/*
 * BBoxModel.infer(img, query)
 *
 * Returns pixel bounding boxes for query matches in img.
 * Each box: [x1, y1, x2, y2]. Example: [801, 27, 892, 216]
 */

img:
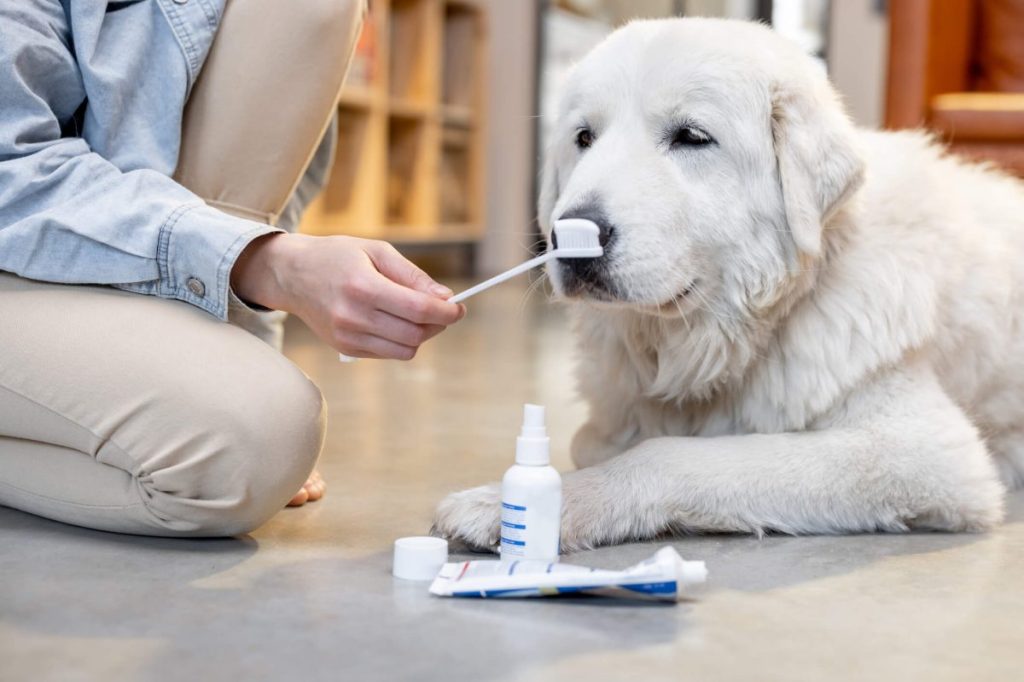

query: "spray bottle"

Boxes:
[500, 404, 562, 562]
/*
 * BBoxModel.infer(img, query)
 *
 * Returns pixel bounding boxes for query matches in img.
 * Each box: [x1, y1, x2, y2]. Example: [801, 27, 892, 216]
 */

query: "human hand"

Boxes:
[231, 233, 464, 359]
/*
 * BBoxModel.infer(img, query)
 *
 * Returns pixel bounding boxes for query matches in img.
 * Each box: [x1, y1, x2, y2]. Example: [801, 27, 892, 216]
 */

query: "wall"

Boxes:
[827, 0, 888, 128]
[476, 0, 540, 275]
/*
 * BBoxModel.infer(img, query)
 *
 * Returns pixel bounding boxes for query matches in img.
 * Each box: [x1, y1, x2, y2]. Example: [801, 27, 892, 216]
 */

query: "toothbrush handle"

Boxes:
[339, 253, 551, 362]
[448, 253, 552, 304]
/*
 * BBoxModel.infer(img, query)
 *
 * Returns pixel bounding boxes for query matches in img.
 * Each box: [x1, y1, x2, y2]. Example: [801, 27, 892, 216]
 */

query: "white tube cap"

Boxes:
[678, 559, 708, 586]
[655, 546, 708, 587]
[393, 536, 449, 581]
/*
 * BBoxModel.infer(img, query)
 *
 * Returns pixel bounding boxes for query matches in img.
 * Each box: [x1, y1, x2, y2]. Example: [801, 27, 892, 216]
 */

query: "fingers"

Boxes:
[372, 276, 465, 326]
[334, 304, 447, 350]
[329, 296, 455, 359]
[366, 242, 452, 298]
[419, 323, 447, 344]
[336, 330, 419, 361]
[365, 309, 445, 348]
[324, 241, 463, 358]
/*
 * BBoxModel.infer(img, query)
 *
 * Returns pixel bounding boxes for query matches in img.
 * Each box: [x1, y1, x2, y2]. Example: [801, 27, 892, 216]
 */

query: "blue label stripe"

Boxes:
[555, 585, 604, 594]
[451, 588, 539, 598]
[500, 537, 525, 546]
[501, 502, 526, 511]
[449, 586, 592, 598]
[621, 581, 678, 595]
[500, 521, 526, 529]
[448, 582, 679, 599]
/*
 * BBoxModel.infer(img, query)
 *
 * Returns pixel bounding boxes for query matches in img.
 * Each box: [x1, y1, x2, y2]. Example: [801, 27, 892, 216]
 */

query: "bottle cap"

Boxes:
[393, 536, 449, 581]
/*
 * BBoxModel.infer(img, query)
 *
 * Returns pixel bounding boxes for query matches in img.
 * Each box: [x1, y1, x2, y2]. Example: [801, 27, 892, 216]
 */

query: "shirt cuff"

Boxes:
[155, 202, 282, 320]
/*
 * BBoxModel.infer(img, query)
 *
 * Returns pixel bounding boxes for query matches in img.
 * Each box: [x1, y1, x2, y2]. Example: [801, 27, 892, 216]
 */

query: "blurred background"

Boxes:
[299, 0, 1024, 277]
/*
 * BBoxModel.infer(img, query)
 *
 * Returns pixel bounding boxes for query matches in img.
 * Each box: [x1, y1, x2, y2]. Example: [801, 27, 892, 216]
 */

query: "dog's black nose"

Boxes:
[550, 206, 616, 250]
[551, 205, 616, 296]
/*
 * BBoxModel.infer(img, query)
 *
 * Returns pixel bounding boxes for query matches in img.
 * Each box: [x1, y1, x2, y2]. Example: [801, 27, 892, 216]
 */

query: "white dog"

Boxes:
[433, 18, 1024, 551]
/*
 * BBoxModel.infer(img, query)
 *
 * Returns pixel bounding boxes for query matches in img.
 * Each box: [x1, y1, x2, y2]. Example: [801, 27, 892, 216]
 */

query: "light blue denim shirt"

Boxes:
[0, 0, 279, 319]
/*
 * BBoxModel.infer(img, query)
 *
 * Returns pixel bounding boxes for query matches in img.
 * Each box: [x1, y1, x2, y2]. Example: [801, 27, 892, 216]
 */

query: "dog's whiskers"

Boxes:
[518, 270, 551, 317]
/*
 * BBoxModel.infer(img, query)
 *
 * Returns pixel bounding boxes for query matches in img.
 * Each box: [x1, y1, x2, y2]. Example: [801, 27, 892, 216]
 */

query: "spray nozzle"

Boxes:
[516, 404, 550, 465]
[521, 404, 546, 437]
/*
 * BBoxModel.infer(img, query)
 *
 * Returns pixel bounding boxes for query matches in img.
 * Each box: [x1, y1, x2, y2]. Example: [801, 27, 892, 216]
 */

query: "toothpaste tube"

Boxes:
[428, 546, 707, 602]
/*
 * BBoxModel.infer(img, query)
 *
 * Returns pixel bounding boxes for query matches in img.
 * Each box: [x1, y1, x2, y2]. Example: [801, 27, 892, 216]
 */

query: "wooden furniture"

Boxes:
[300, 0, 487, 243]
[885, 0, 1024, 176]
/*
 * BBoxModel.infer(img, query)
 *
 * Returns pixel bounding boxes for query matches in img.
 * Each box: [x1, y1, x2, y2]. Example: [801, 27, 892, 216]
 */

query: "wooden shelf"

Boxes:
[388, 224, 481, 243]
[337, 88, 377, 109]
[442, 105, 474, 127]
[442, 2, 480, 108]
[441, 125, 472, 147]
[388, 0, 436, 103]
[301, 0, 486, 247]
[389, 99, 433, 118]
[385, 116, 431, 228]
[332, 224, 481, 245]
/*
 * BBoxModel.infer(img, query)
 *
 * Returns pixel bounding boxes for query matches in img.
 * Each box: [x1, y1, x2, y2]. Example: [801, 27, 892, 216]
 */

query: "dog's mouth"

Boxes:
[653, 280, 700, 315]
[561, 277, 700, 316]
[555, 264, 622, 303]
[562, 279, 619, 303]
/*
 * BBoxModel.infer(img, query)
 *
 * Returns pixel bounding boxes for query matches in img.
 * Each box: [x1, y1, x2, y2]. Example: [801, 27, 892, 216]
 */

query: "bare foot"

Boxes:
[287, 469, 326, 507]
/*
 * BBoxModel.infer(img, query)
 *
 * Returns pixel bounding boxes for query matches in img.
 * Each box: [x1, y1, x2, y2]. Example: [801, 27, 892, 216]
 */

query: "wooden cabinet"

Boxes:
[301, 0, 487, 244]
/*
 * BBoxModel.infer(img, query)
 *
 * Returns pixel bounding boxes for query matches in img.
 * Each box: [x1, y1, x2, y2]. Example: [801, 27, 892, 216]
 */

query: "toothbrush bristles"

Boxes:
[552, 218, 603, 258]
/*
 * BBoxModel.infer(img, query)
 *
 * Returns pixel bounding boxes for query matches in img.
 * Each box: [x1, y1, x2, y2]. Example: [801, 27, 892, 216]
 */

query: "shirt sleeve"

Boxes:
[0, 2, 280, 320]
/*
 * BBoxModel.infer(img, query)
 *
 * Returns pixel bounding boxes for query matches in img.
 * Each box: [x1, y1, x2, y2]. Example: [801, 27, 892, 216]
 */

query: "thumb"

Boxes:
[367, 242, 452, 298]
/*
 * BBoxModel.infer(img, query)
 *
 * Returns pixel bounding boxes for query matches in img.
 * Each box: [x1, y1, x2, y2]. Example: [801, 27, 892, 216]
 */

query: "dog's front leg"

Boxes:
[556, 367, 1007, 549]
[434, 366, 1006, 551]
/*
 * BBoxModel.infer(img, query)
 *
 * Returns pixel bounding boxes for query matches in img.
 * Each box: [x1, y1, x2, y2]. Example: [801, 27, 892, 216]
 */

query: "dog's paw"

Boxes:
[431, 471, 623, 554]
[431, 483, 502, 552]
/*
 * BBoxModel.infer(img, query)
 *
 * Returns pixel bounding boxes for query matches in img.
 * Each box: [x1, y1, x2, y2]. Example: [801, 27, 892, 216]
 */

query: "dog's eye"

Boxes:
[575, 128, 595, 150]
[669, 126, 713, 149]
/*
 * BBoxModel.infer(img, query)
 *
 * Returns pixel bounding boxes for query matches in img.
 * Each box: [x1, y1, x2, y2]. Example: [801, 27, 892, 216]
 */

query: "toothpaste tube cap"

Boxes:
[655, 546, 708, 588]
[393, 536, 449, 581]
[677, 559, 708, 586]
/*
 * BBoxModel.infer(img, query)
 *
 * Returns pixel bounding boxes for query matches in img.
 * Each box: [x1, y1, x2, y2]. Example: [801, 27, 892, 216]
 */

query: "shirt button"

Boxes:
[187, 277, 206, 298]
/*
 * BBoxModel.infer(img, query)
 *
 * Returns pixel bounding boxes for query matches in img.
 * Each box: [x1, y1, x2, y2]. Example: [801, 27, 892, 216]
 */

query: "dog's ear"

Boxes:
[771, 80, 864, 257]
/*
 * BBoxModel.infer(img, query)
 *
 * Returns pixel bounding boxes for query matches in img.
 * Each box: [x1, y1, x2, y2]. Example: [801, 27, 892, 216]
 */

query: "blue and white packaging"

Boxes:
[429, 546, 707, 602]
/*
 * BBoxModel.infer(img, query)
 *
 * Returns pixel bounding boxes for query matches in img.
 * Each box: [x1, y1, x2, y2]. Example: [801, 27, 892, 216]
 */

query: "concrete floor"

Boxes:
[2, 284, 1023, 682]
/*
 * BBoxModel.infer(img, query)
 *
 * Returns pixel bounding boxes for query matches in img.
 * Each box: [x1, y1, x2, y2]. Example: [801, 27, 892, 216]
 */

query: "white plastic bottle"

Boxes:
[500, 404, 562, 563]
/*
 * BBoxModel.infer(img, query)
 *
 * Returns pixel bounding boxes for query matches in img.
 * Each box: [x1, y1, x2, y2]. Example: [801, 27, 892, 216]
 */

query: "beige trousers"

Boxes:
[0, 0, 365, 536]
[0, 274, 327, 536]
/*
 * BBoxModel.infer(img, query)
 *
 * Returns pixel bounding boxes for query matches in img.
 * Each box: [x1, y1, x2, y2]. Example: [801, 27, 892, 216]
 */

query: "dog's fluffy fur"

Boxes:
[434, 18, 1024, 551]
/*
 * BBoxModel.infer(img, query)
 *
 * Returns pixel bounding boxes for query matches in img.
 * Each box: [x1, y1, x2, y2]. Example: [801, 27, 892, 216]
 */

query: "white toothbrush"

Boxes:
[339, 218, 603, 361]
[447, 218, 602, 303]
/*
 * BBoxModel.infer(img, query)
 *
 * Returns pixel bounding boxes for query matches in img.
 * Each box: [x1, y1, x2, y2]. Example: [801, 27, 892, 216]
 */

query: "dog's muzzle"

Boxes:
[551, 205, 617, 299]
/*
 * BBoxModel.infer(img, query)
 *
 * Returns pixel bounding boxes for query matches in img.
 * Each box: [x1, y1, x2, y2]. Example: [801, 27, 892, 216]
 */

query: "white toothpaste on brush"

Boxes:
[429, 546, 707, 602]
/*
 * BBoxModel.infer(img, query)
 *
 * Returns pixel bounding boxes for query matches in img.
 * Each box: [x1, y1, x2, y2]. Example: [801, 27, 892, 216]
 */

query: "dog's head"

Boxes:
[540, 18, 864, 318]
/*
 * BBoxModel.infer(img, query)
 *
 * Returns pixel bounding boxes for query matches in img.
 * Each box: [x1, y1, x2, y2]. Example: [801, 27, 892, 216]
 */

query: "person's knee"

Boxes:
[214, 368, 325, 535]
[138, 358, 326, 537]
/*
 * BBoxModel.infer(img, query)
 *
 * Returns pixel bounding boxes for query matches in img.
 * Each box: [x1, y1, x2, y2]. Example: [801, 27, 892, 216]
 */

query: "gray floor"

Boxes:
[3, 285, 1023, 682]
